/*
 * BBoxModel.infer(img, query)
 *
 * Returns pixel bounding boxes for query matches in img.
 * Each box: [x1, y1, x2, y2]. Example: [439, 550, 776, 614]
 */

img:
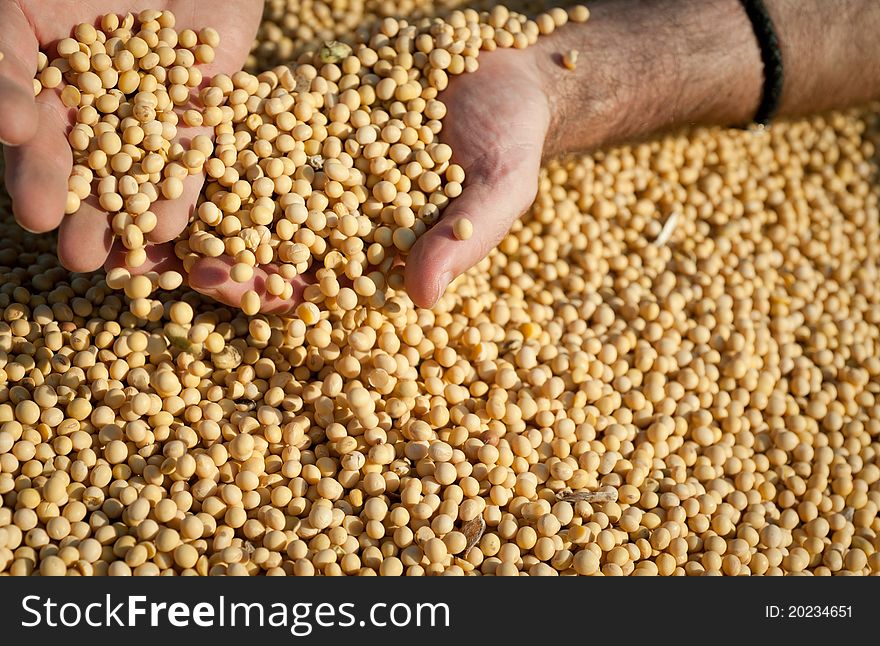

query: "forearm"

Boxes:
[767, 0, 880, 116]
[537, 0, 880, 157]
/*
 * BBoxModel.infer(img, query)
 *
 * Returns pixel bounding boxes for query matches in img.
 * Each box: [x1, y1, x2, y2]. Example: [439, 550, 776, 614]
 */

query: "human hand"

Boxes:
[404, 46, 552, 309]
[400, 0, 819, 310]
[121, 45, 558, 314]
[111, 42, 558, 315]
[0, 0, 263, 272]
[402, 0, 767, 309]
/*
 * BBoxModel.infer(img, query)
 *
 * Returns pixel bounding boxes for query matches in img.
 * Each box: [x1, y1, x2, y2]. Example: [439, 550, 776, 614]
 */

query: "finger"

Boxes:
[4, 93, 72, 233]
[0, 0, 39, 145]
[105, 240, 183, 275]
[147, 172, 204, 243]
[145, 115, 212, 242]
[405, 162, 539, 308]
[57, 198, 113, 272]
[188, 257, 310, 314]
[174, 3, 263, 79]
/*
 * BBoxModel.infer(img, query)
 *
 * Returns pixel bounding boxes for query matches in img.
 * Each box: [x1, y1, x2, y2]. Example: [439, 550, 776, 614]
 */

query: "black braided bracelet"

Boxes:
[739, 0, 784, 126]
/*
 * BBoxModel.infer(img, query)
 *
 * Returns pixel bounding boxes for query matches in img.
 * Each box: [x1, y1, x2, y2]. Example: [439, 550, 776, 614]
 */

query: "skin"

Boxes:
[3, 0, 880, 312]
[407, 0, 880, 308]
[0, 0, 263, 272]
[405, 47, 550, 309]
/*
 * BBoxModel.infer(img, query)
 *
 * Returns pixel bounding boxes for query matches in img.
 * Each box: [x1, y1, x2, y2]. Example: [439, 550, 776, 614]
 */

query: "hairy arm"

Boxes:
[537, 0, 880, 158]
[405, 0, 880, 308]
[768, 0, 880, 116]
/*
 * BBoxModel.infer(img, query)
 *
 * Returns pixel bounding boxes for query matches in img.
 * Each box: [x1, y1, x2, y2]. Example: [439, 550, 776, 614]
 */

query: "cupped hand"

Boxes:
[404, 46, 552, 308]
[0, 0, 263, 273]
[121, 45, 555, 315]
[129, 46, 554, 314]
[3, 5, 558, 315]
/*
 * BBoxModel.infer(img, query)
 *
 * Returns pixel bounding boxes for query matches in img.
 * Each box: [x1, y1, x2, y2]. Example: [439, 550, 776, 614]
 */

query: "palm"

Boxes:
[405, 47, 551, 307]
[1, 0, 263, 270]
[441, 49, 549, 203]
[190, 47, 553, 313]
[3, 10, 552, 314]
[126, 33, 553, 313]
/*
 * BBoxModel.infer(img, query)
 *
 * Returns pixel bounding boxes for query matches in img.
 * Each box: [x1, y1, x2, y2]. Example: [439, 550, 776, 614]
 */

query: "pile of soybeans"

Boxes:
[1, 0, 878, 576]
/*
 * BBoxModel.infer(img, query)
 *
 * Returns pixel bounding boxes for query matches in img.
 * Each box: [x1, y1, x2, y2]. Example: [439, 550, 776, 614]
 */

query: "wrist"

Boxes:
[534, 0, 764, 158]
[533, 28, 631, 159]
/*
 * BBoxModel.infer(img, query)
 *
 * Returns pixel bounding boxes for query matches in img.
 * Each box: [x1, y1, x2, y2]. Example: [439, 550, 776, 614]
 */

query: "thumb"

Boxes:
[405, 159, 539, 308]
